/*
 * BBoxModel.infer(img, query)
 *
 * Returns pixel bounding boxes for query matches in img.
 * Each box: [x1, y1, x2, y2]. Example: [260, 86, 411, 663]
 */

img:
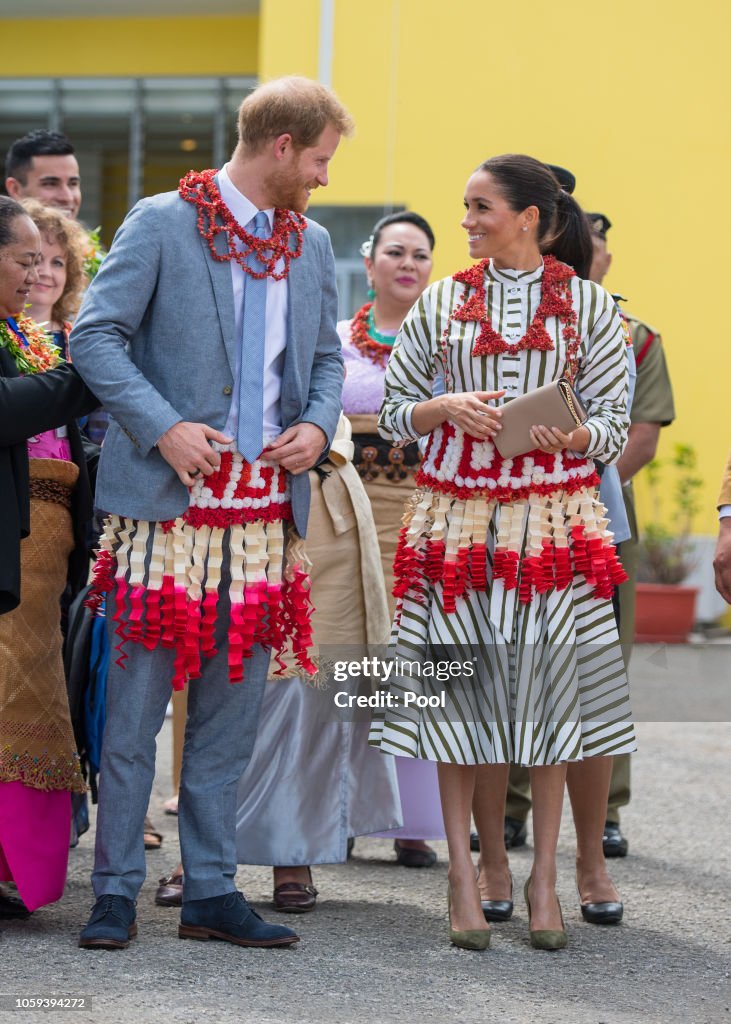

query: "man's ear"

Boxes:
[272, 133, 294, 162]
[5, 177, 24, 200]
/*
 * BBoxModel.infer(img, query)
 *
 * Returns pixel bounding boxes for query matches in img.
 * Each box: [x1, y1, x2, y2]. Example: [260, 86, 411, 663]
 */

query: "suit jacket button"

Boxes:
[223, 385, 233, 396]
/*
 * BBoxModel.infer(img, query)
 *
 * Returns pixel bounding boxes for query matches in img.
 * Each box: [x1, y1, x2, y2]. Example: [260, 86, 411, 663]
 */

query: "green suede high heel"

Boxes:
[524, 877, 567, 951]
[447, 884, 491, 950]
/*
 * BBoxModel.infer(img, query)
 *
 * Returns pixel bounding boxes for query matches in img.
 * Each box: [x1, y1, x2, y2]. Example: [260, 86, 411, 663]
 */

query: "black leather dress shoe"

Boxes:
[179, 891, 299, 947]
[603, 821, 628, 858]
[504, 816, 528, 849]
[394, 840, 437, 868]
[470, 818, 528, 853]
[481, 891, 514, 922]
[479, 869, 514, 922]
[0, 886, 31, 919]
[580, 899, 624, 925]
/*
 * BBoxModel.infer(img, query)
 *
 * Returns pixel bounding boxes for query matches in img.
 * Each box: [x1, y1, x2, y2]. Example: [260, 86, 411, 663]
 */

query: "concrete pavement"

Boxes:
[1, 643, 729, 1024]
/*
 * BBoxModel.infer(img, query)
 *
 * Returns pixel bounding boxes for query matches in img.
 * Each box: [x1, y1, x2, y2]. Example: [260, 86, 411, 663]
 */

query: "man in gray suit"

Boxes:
[72, 77, 352, 950]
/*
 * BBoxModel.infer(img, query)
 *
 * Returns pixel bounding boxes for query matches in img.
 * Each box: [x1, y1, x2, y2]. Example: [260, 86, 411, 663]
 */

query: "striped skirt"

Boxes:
[369, 490, 636, 767]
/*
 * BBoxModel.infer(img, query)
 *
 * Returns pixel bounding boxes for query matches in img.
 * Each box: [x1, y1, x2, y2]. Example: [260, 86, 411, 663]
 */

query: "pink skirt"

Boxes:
[0, 781, 71, 911]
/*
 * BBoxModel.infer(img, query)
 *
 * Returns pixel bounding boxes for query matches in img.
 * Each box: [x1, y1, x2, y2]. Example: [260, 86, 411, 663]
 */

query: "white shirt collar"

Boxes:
[486, 259, 545, 287]
[218, 163, 274, 231]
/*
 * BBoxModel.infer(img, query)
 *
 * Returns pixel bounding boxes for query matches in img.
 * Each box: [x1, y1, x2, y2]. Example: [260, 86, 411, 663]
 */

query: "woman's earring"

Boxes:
[367, 284, 376, 300]
[522, 226, 528, 232]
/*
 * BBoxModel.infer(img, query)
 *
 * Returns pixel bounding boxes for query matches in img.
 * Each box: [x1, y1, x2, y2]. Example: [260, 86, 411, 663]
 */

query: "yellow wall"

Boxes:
[2, 1, 726, 532]
[260, 0, 731, 534]
[0, 15, 258, 76]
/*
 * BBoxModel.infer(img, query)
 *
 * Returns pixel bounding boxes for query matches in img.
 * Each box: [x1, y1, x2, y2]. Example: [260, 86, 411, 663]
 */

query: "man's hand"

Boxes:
[157, 421, 233, 487]
[713, 518, 731, 604]
[264, 422, 328, 475]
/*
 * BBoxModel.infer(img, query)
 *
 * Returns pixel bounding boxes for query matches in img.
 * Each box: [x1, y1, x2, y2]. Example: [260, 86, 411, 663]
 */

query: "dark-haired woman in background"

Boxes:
[341, 211, 446, 866]
[0, 196, 97, 916]
[370, 156, 633, 950]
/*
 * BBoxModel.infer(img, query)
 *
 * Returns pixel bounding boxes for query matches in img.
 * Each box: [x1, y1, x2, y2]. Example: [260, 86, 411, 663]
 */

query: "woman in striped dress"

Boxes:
[370, 155, 634, 950]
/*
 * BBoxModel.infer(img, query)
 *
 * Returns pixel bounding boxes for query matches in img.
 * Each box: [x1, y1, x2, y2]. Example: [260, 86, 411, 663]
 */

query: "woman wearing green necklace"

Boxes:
[340, 211, 446, 866]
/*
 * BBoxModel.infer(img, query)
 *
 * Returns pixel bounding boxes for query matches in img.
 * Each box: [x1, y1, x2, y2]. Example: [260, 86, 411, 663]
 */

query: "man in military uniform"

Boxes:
[588, 212, 675, 855]
[482, 207, 675, 859]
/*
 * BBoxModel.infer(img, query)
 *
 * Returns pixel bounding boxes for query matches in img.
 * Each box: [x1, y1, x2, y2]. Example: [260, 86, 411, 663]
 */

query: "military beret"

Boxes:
[544, 164, 576, 194]
[587, 212, 612, 239]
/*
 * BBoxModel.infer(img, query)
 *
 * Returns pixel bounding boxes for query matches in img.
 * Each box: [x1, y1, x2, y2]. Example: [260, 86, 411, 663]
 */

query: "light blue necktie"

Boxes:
[237, 211, 270, 462]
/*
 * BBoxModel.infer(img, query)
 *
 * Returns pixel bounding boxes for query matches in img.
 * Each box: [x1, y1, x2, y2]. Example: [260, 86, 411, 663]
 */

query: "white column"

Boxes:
[318, 0, 335, 88]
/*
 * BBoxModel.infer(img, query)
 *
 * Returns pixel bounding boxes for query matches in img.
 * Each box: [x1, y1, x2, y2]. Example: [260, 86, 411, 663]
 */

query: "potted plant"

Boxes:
[634, 443, 703, 642]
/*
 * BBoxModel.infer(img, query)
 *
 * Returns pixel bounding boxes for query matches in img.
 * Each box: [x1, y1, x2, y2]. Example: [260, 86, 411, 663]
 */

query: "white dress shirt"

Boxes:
[218, 164, 288, 444]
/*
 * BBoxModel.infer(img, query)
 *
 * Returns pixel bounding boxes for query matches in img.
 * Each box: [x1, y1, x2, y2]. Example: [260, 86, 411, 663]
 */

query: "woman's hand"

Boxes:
[529, 424, 589, 455]
[412, 390, 505, 439]
[442, 390, 505, 439]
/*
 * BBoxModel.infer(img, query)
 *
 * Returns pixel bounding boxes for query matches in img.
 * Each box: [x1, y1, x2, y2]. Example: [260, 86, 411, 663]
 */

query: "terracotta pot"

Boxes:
[634, 582, 698, 643]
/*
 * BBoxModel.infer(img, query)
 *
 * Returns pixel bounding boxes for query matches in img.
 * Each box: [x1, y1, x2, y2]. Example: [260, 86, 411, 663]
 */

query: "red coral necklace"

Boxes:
[179, 168, 307, 281]
[350, 302, 396, 367]
[439, 256, 581, 391]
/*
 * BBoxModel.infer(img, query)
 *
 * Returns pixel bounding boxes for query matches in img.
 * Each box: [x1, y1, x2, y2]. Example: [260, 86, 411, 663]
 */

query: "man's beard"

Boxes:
[264, 162, 313, 213]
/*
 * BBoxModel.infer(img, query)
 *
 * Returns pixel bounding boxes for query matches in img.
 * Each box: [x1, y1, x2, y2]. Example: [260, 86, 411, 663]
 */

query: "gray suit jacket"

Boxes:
[70, 190, 344, 537]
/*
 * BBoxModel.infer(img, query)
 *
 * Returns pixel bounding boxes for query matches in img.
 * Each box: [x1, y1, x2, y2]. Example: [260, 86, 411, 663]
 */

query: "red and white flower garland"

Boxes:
[390, 425, 624, 613]
[87, 446, 315, 690]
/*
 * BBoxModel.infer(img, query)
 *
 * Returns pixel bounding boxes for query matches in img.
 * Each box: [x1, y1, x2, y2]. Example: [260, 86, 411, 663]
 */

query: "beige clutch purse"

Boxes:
[493, 377, 588, 459]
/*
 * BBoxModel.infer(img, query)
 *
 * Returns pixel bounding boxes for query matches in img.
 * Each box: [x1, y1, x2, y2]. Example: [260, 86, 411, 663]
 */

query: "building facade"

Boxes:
[2, 0, 729, 571]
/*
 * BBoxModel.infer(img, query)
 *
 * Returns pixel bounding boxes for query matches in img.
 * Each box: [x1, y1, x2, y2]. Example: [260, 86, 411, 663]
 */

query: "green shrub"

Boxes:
[637, 444, 703, 585]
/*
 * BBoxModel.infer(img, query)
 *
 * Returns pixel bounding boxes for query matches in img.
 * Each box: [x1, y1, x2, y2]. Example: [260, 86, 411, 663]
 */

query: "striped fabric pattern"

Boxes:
[369, 261, 636, 766]
[379, 262, 629, 462]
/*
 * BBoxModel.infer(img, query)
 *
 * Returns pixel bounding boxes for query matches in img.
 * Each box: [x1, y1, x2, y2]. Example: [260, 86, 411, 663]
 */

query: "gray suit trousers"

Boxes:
[91, 574, 269, 902]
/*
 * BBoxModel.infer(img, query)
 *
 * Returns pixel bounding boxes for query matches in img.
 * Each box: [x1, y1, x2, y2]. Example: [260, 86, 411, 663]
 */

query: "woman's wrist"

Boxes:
[569, 425, 590, 454]
[411, 395, 448, 435]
